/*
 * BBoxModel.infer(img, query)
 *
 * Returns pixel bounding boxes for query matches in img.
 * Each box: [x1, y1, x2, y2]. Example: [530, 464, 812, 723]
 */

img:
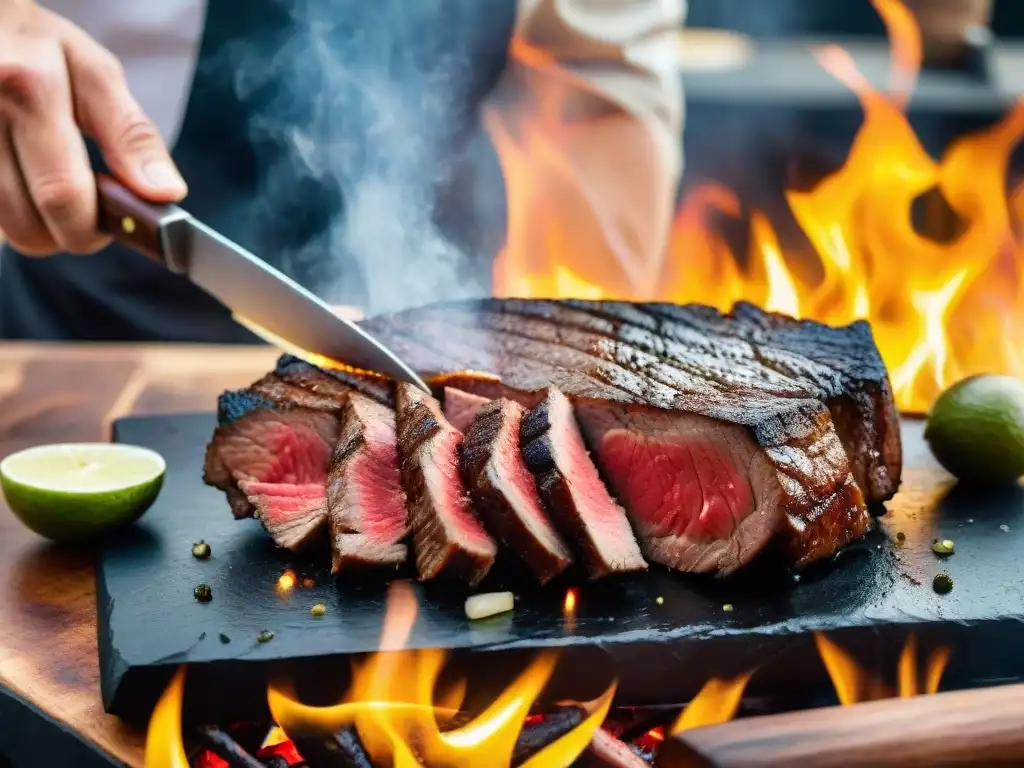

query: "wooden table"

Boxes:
[0, 343, 276, 768]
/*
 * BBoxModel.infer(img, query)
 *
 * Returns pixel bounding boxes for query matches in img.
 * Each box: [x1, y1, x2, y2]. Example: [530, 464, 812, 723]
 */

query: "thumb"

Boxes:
[64, 31, 187, 201]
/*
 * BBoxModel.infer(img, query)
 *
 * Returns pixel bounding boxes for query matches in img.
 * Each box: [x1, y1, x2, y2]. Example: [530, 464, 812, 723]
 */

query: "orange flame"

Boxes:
[267, 581, 616, 767]
[814, 631, 950, 704]
[145, 578, 753, 765]
[670, 672, 753, 734]
[489, 0, 1024, 414]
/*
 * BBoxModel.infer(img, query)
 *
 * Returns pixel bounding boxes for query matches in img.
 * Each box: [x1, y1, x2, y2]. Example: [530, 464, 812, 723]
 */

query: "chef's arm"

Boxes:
[484, 0, 685, 296]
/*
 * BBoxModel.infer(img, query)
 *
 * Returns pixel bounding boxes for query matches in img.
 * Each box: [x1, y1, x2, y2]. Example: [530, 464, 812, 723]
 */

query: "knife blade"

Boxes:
[94, 174, 428, 391]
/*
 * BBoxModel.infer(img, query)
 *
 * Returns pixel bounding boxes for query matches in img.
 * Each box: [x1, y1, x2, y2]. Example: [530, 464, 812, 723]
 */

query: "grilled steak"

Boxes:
[360, 299, 883, 574]
[275, 355, 393, 405]
[461, 398, 573, 583]
[327, 393, 408, 572]
[519, 388, 647, 577]
[444, 387, 490, 432]
[395, 383, 497, 585]
[203, 389, 341, 549]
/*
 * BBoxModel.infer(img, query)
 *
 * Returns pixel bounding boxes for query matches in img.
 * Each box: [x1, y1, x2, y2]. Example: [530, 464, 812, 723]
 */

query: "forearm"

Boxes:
[485, 0, 685, 297]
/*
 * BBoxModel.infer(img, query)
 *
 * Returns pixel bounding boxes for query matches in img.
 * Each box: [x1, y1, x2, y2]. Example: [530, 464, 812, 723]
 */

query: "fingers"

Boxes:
[0, 33, 107, 254]
[61, 21, 187, 203]
[0, 124, 55, 256]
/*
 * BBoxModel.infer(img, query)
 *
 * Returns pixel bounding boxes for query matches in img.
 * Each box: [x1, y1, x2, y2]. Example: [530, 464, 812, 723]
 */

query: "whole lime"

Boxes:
[924, 375, 1024, 486]
[0, 443, 165, 542]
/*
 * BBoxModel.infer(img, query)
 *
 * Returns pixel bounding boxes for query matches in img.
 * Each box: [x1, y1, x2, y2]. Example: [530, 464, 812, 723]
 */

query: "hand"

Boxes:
[0, 1, 187, 256]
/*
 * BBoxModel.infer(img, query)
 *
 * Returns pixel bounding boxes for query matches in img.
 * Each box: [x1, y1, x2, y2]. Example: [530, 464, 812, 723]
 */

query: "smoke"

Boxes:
[224, 0, 498, 314]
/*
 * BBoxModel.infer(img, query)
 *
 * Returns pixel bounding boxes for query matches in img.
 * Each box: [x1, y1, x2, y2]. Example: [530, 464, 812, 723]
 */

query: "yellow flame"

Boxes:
[815, 631, 950, 705]
[144, 667, 189, 768]
[520, 684, 617, 768]
[490, 0, 1024, 413]
[276, 569, 297, 595]
[670, 672, 752, 734]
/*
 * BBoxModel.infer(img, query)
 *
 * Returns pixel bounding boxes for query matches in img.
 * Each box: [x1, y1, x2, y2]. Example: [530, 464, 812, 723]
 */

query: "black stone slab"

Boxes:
[98, 414, 1024, 724]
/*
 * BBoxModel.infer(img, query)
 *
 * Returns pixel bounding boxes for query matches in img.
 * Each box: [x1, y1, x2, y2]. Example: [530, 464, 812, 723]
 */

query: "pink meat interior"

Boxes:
[239, 480, 327, 548]
[546, 392, 645, 569]
[339, 415, 406, 543]
[598, 430, 753, 542]
[443, 387, 490, 432]
[487, 404, 567, 552]
[422, 428, 494, 554]
[219, 410, 338, 548]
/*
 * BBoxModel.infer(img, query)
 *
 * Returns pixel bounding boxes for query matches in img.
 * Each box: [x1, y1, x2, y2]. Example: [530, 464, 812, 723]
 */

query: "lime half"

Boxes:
[925, 375, 1024, 486]
[0, 443, 165, 542]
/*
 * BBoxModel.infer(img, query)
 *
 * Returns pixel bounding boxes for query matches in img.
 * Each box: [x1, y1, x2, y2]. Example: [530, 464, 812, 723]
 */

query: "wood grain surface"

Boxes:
[0, 343, 276, 767]
[658, 679, 1024, 767]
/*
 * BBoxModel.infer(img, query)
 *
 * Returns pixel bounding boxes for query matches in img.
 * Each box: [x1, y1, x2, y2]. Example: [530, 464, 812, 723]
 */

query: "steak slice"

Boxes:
[520, 389, 647, 578]
[327, 393, 408, 572]
[275, 355, 394, 405]
[360, 299, 875, 573]
[203, 389, 340, 549]
[461, 398, 573, 583]
[444, 387, 490, 432]
[395, 382, 497, 585]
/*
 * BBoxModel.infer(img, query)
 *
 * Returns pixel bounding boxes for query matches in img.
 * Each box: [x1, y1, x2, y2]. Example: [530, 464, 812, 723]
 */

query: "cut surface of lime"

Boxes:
[0, 443, 165, 541]
[925, 375, 1024, 486]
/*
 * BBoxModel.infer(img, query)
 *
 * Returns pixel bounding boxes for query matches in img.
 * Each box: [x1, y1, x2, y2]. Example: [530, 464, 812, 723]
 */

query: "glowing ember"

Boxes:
[815, 631, 951, 703]
[563, 587, 578, 615]
[490, 0, 1024, 414]
[275, 569, 296, 595]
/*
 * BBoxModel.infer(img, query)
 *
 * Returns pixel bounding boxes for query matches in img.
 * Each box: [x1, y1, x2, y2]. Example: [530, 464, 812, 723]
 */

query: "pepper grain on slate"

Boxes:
[191, 541, 211, 559]
[257, 630, 275, 643]
[194, 584, 212, 602]
[933, 573, 954, 594]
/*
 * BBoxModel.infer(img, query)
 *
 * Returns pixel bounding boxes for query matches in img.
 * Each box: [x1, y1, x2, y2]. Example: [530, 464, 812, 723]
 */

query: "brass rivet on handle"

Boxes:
[121, 216, 136, 234]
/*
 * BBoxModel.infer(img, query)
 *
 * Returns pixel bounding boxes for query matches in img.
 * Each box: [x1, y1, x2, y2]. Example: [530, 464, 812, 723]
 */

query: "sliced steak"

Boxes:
[443, 387, 490, 432]
[327, 393, 408, 572]
[395, 383, 497, 585]
[204, 389, 340, 550]
[461, 398, 573, 583]
[275, 355, 393, 405]
[360, 299, 876, 573]
[520, 389, 647, 577]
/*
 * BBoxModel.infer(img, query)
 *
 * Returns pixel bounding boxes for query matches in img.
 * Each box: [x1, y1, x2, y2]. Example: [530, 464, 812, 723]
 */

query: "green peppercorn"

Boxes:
[932, 538, 955, 556]
[194, 584, 212, 602]
[895, 532, 906, 546]
[310, 603, 327, 618]
[723, 603, 734, 612]
[257, 630, 275, 643]
[191, 541, 211, 559]
[933, 573, 954, 594]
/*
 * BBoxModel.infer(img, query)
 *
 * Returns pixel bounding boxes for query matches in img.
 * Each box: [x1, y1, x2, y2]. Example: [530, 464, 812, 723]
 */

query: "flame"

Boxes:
[144, 667, 189, 768]
[670, 672, 752, 733]
[266, 580, 617, 767]
[489, 0, 1024, 413]
[814, 631, 950, 704]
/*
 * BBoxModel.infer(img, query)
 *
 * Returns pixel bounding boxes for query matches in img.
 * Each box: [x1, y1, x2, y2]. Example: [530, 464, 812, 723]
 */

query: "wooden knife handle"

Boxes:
[95, 173, 173, 265]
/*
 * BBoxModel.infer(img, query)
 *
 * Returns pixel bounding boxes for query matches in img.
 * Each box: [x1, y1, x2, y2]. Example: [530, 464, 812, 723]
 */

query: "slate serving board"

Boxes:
[97, 414, 1024, 724]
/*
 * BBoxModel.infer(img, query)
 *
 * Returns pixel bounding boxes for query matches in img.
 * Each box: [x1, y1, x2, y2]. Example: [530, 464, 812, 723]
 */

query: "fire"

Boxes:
[145, 579, 755, 766]
[814, 631, 950, 704]
[489, 0, 1024, 413]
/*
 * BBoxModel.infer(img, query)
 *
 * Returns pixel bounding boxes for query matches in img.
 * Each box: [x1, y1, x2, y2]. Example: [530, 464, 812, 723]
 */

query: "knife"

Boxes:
[94, 173, 429, 391]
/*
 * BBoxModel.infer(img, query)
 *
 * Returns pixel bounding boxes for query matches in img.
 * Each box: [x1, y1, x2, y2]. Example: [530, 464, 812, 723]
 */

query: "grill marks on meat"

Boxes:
[327, 393, 408, 572]
[203, 391, 341, 550]
[395, 383, 497, 585]
[275, 355, 393, 405]
[205, 298, 895, 578]
[361, 299, 882, 573]
[520, 389, 647, 578]
[461, 398, 573, 584]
